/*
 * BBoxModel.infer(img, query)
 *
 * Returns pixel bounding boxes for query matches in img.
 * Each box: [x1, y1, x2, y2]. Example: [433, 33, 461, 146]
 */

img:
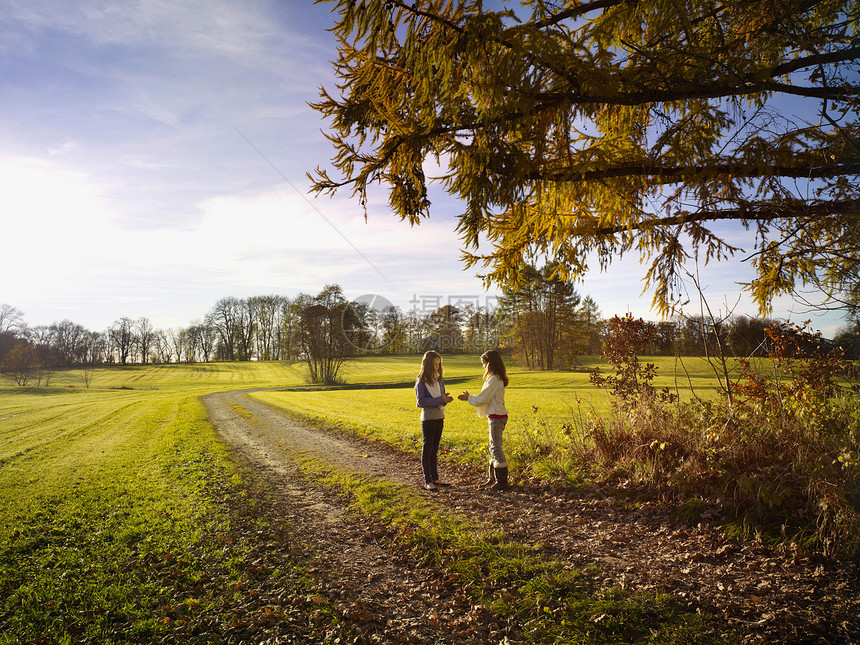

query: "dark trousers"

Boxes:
[421, 418, 444, 483]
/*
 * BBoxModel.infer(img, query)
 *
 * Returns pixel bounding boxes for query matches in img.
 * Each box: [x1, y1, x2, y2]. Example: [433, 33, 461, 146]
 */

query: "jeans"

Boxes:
[488, 417, 508, 468]
[421, 418, 443, 483]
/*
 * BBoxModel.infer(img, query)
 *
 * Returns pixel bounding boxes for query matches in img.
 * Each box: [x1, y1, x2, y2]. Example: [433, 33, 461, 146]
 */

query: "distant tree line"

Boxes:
[3, 275, 857, 385]
[0, 286, 508, 384]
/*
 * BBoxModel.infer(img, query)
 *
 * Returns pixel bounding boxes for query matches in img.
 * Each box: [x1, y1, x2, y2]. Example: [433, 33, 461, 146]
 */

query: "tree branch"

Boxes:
[578, 200, 859, 235]
[534, 80, 859, 107]
[535, 162, 860, 183]
[771, 45, 860, 76]
[530, 0, 640, 28]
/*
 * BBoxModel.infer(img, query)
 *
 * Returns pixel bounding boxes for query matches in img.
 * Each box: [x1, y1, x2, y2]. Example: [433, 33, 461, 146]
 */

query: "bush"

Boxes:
[515, 316, 860, 559]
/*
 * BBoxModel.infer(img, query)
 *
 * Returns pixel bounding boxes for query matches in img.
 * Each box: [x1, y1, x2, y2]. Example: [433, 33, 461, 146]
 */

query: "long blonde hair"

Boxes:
[418, 350, 442, 384]
[482, 349, 508, 386]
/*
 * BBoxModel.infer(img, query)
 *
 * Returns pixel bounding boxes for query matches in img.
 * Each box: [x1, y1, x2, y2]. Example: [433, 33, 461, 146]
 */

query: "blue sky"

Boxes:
[0, 0, 847, 335]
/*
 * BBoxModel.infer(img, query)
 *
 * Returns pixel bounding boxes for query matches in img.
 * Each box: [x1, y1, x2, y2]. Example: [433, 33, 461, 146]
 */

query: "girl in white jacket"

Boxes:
[458, 349, 510, 491]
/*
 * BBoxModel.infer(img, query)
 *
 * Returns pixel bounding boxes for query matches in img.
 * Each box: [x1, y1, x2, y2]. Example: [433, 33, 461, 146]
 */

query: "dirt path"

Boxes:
[203, 388, 512, 644]
[203, 388, 860, 644]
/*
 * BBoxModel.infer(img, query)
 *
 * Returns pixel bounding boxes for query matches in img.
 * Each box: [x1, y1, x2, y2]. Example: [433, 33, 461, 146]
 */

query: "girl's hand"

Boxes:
[442, 393, 454, 404]
[457, 391, 470, 401]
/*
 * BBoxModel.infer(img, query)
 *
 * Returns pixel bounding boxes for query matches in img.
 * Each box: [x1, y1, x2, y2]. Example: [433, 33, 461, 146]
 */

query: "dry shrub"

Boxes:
[575, 317, 860, 558]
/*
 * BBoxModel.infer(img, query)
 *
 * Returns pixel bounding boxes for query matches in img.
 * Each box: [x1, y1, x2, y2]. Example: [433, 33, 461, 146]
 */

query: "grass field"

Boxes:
[248, 353, 727, 467]
[0, 354, 799, 642]
[0, 361, 328, 643]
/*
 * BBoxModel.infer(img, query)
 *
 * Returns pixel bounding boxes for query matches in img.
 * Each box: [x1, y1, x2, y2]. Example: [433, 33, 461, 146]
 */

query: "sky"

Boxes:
[0, 0, 849, 336]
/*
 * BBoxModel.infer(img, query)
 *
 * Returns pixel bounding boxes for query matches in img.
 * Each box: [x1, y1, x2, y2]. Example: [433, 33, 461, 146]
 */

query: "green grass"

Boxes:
[248, 354, 727, 467]
[0, 355, 773, 642]
[40, 359, 308, 391]
[0, 363, 340, 644]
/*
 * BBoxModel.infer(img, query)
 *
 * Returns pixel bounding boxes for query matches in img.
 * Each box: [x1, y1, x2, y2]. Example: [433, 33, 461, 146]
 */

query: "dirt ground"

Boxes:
[203, 389, 860, 644]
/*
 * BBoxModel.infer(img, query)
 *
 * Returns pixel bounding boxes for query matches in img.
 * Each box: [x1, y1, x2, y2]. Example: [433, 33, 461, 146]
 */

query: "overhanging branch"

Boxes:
[570, 200, 860, 235]
[535, 162, 860, 183]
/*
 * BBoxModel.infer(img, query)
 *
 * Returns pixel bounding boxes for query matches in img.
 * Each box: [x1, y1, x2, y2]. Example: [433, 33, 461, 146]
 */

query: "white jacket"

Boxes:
[468, 374, 507, 418]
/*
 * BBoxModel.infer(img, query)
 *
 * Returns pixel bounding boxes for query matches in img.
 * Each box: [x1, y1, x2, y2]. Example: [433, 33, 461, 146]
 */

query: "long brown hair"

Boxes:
[482, 349, 508, 386]
[418, 350, 442, 384]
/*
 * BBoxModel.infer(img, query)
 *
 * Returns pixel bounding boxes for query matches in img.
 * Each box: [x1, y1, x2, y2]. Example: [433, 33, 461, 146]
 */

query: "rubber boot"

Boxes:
[489, 466, 509, 491]
[481, 462, 496, 487]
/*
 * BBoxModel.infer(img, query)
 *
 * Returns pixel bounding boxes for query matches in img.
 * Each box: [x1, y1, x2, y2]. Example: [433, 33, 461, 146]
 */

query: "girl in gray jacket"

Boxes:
[415, 350, 453, 490]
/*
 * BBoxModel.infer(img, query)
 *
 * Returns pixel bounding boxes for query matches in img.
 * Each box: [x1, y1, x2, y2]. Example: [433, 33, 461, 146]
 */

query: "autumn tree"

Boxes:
[500, 263, 581, 369]
[727, 315, 774, 356]
[833, 320, 860, 359]
[297, 285, 357, 384]
[591, 314, 665, 404]
[206, 297, 242, 360]
[311, 0, 860, 316]
[0, 330, 17, 365]
[0, 304, 23, 337]
[379, 304, 405, 354]
[250, 295, 290, 361]
[0, 303, 26, 369]
[82, 331, 106, 365]
[577, 296, 603, 355]
[186, 321, 217, 363]
[234, 299, 257, 361]
[28, 326, 58, 385]
[401, 309, 427, 354]
[46, 320, 83, 363]
[279, 301, 302, 360]
[654, 321, 679, 355]
[137, 317, 156, 365]
[108, 317, 138, 365]
[677, 315, 710, 355]
[421, 304, 464, 353]
[0, 341, 36, 386]
[462, 304, 503, 353]
[342, 299, 376, 352]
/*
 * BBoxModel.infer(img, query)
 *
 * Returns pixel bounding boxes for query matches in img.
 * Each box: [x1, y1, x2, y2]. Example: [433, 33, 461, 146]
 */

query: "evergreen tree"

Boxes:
[500, 263, 582, 369]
